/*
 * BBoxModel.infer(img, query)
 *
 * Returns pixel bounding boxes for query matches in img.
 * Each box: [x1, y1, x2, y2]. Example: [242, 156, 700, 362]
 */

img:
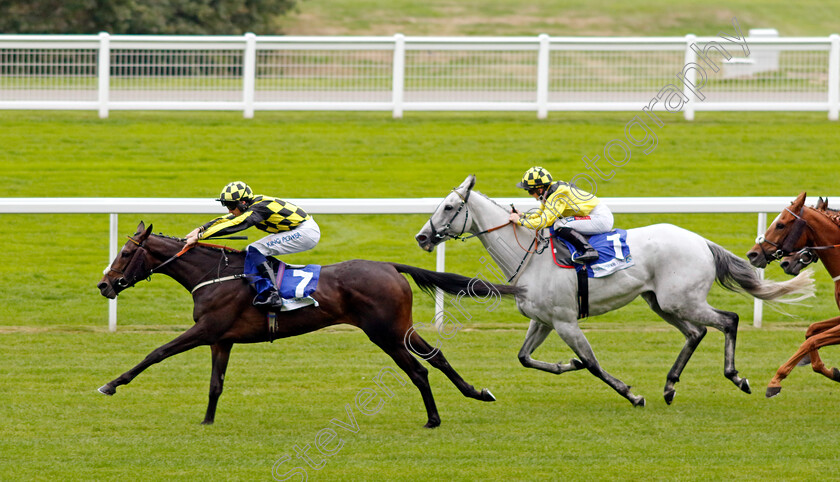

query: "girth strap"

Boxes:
[191, 274, 249, 294]
[577, 268, 589, 319]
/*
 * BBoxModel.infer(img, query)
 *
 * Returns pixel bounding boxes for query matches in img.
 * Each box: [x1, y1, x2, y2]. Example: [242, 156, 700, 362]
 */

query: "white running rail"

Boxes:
[0, 33, 838, 120]
[0, 196, 819, 330]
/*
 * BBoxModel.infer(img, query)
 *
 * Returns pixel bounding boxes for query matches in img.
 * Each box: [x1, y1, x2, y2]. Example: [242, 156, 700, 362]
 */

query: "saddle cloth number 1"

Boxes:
[607, 233, 624, 260]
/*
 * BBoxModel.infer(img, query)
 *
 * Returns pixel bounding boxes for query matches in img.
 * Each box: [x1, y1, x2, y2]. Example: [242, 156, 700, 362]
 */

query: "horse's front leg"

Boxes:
[203, 341, 233, 425]
[552, 320, 645, 407]
[518, 320, 585, 374]
[98, 323, 211, 396]
[767, 325, 840, 397]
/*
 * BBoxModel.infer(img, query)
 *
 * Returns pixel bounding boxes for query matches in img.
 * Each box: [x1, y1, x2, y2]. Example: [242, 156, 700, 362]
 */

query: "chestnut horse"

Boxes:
[97, 222, 522, 426]
[747, 191, 840, 397]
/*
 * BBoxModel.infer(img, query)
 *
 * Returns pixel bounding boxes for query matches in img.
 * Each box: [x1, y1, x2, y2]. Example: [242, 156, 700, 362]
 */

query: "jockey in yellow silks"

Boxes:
[508, 166, 614, 264]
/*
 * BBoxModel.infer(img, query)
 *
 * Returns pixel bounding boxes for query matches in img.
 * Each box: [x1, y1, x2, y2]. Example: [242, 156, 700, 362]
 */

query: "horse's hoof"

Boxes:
[740, 378, 752, 394]
[766, 386, 782, 398]
[424, 419, 441, 429]
[632, 396, 646, 408]
[832, 368, 840, 382]
[481, 388, 496, 402]
[201, 419, 214, 425]
[571, 358, 585, 369]
[664, 389, 676, 405]
[97, 384, 115, 396]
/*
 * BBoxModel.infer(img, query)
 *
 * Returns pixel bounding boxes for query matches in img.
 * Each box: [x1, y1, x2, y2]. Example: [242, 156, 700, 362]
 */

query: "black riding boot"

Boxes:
[556, 227, 599, 264]
[254, 261, 284, 310]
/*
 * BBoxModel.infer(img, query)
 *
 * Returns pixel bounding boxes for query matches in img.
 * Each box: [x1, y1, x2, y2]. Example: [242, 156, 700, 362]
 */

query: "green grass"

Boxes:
[2, 110, 840, 480]
[2, 327, 840, 481]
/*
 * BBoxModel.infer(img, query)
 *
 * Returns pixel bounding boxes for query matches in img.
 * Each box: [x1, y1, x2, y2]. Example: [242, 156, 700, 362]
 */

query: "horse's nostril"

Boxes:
[416, 234, 427, 243]
[780, 260, 790, 269]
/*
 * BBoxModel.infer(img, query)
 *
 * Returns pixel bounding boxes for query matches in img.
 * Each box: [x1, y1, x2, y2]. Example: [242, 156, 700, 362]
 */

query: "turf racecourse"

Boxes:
[2, 111, 840, 480]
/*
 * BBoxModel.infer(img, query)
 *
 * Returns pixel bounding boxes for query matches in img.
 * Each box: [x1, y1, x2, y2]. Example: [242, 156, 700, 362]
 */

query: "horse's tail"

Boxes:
[390, 263, 525, 299]
[706, 242, 815, 303]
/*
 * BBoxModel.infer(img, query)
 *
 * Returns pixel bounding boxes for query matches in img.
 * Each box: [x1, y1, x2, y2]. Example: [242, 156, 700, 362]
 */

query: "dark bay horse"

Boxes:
[747, 191, 840, 397]
[97, 222, 523, 427]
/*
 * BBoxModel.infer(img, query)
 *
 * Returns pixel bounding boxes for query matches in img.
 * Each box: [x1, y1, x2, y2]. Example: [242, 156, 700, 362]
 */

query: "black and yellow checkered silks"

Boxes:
[218, 181, 253, 203]
[200, 195, 311, 239]
[516, 167, 553, 189]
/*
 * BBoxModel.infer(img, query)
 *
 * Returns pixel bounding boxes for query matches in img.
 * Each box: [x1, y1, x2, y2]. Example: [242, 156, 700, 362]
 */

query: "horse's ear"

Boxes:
[459, 174, 476, 192]
[141, 223, 153, 240]
[817, 197, 827, 210]
[135, 221, 146, 235]
[793, 191, 807, 208]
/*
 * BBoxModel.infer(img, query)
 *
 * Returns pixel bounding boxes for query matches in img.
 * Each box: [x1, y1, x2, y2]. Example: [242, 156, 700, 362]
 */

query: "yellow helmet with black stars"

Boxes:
[217, 181, 254, 207]
[516, 167, 553, 190]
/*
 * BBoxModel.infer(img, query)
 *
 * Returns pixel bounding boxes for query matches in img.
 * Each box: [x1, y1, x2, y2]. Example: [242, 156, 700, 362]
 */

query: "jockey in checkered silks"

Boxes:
[186, 181, 321, 309]
[508, 166, 614, 264]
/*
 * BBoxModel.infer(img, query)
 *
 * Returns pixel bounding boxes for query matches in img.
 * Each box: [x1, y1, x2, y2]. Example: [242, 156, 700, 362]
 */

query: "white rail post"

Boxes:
[753, 212, 767, 328]
[435, 242, 446, 323]
[97, 32, 110, 119]
[536, 33, 550, 120]
[828, 34, 839, 121]
[243, 32, 257, 119]
[683, 34, 697, 121]
[109, 213, 119, 332]
[392, 33, 406, 119]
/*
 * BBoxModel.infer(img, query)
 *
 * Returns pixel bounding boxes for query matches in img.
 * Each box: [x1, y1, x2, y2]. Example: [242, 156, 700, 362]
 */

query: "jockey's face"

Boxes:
[527, 187, 545, 199]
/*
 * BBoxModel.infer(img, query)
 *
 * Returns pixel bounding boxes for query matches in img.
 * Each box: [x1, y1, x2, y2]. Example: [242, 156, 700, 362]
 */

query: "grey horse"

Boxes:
[415, 175, 815, 406]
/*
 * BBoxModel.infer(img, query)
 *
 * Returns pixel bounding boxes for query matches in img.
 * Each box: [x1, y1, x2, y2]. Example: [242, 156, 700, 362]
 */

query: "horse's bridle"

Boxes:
[428, 187, 472, 242]
[106, 235, 192, 289]
[755, 206, 811, 261]
[424, 187, 545, 283]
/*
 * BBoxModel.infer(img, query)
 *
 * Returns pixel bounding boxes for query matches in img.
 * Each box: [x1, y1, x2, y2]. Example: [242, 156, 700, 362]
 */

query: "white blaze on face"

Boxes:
[103, 265, 112, 275]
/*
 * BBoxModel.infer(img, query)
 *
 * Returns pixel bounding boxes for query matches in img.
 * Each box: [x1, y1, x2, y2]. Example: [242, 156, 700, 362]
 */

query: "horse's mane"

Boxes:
[151, 233, 243, 254]
[812, 206, 840, 228]
[473, 190, 508, 211]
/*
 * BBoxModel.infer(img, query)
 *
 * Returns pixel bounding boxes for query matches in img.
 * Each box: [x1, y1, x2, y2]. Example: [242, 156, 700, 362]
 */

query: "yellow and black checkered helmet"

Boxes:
[218, 181, 254, 204]
[516, 167, 553, 189]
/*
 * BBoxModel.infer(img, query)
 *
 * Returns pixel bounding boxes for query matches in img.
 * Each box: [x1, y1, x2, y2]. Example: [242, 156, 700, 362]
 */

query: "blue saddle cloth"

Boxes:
[551, 228, 635, 278]
[245, 247, 321, 301]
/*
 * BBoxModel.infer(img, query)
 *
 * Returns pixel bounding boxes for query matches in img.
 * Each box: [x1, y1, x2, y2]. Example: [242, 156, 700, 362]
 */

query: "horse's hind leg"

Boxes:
[642, 293, 709, 404]
[653, 291, 751, 397]
[203, 341, 233, 425]
[518, 320, 585, 375]
[368, 333, 441, 428]
[406, 330, 495, 402]
[98, 323, 211, 396]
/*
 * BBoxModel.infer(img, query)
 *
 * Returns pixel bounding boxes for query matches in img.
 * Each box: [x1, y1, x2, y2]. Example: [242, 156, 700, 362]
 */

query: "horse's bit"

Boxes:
[755, 206, 809, 261]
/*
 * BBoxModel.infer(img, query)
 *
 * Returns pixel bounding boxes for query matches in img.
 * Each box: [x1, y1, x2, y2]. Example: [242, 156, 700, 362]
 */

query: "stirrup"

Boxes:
[572, 249, 598, 264]
[254, 290, 284, 310]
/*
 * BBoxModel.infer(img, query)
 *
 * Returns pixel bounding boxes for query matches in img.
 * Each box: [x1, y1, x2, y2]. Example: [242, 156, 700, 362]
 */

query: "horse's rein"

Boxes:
[107, 235, 193, 285]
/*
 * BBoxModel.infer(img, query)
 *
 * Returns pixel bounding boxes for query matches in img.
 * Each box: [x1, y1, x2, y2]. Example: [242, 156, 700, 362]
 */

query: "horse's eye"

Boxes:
[121, 251, 132, 258]
[775, 222, 786, 230]
[443, 205, 453, 211]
